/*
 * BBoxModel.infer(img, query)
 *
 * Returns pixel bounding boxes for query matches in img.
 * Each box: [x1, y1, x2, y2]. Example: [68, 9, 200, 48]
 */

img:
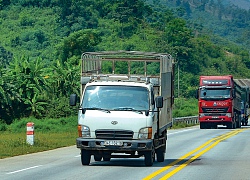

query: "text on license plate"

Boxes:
[104, 140, 123, 146]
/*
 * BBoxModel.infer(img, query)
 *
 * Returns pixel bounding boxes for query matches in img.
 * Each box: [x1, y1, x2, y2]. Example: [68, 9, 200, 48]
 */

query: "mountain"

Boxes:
[146, 0, 250, 49]
[227, 0, 250, 10]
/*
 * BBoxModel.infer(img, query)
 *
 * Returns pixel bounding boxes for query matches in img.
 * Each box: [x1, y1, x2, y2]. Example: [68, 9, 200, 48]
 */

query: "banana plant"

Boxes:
[7, 56, 50, 117]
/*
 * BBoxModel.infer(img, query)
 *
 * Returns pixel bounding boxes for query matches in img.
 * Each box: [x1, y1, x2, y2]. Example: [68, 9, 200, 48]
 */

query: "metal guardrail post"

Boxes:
[173, 116, 199, 125]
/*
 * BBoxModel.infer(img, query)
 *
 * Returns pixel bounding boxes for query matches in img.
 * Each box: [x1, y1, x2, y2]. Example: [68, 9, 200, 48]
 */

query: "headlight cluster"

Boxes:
[78, 125, 90, 137]
[199, 113, 205, 117]
[225, 113, 231, 117]
[138, 127, 152, 139]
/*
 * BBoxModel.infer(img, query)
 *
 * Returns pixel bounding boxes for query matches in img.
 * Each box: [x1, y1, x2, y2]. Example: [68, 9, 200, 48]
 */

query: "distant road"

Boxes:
[1, 125, 250, 180]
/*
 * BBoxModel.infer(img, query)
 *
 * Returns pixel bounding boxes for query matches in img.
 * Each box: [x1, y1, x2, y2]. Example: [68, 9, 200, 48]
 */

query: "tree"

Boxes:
[0, 45, 13, 66]
[6, 56, 50, 118]
[0, 0, 10, 10]
[0, 64, 21, 123]
[57, 29, 101, 63]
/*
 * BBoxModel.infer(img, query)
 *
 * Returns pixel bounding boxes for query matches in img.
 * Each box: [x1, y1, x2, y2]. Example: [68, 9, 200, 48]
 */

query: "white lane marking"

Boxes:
[6, 165, 43, 174]
[168, 128, 195, 135]
[74, 155, 80, 157]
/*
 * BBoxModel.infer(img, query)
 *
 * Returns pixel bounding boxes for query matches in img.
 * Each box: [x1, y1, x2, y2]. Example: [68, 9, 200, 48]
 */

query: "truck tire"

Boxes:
[236, 114, 241, 128]
[244, 121, 247, 126]
[144, 148, 155, 166]
[227, 122, 236, 129]
[244, 118, 248, 126]
[156, 140, 166, 162]
[156, 149, 165, 162]
[103, 157, 111, 161]
[94, 155, 102, 161]
[81, 149, 91, 165]
[238, 118, 241, 128]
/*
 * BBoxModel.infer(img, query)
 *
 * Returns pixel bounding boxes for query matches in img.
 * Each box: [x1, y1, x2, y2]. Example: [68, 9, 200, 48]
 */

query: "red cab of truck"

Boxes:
[195, 75, 241, 129]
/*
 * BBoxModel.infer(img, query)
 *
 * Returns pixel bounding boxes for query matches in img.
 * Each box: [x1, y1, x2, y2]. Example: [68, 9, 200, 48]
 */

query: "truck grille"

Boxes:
[202, 107, 228, 113]
[203, 113, 227, 116]
[95, 130, 134, 140]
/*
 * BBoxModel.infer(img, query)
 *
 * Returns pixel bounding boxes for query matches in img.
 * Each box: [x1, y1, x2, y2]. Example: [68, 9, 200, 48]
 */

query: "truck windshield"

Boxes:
[200, 88, 231, 99]
[82, 86, 149, 110]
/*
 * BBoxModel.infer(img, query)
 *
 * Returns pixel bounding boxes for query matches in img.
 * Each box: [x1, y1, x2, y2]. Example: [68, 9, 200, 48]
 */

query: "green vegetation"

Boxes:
[0, 0, 249, 158]
[171, 122, 198, 129]
[0, 131, 77, 159]
[151, 0, 250, 49]
[0, 0, 249, 125]
[173, 98, 198, 117]
[0, 116, 78, 159]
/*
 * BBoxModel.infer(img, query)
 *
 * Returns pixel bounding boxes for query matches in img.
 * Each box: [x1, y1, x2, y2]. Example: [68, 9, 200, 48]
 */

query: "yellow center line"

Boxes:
[143, 129, 246, 180]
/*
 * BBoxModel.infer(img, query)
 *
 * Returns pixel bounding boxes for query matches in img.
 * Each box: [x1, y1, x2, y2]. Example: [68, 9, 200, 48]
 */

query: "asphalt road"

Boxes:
[1, 124, 250, 180]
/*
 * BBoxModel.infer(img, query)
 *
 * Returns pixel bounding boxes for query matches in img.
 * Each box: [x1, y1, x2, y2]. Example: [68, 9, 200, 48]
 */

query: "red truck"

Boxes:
[195, 75, 242, 129]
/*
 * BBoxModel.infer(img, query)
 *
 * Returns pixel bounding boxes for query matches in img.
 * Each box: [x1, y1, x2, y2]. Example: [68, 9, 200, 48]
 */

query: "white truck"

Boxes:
[70, 51, 174, 166]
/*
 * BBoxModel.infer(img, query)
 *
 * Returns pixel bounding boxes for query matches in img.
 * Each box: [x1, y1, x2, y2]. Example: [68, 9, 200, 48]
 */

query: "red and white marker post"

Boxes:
[26, 122, 34, 145]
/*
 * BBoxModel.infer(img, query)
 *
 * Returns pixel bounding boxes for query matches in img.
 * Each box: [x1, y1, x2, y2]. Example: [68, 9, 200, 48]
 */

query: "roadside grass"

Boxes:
[171, 98, 199, 129]
[173, 98, 198, 117]
[0, 131, 77, 159]
[171, 122, 199, 129]
[0, 116, 78, 159]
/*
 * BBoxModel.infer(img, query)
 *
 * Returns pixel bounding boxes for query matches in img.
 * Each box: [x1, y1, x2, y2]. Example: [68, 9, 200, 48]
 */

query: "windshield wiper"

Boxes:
[85, 107, 111, 113]
[113, 107, 143, 114]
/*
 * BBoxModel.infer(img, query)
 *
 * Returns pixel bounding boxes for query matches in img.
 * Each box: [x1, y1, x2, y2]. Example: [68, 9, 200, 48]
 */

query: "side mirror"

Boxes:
[155, 96, 163, 108]
[70, 94, 77, 106]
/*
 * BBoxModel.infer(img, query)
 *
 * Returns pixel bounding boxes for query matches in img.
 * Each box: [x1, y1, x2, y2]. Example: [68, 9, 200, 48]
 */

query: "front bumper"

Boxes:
[199, 116, 232, 122]
[76, 137, 153, 151]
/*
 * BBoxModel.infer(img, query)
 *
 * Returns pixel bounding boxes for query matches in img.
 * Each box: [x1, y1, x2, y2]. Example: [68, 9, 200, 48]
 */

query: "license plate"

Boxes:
[104, 140, 123, 146]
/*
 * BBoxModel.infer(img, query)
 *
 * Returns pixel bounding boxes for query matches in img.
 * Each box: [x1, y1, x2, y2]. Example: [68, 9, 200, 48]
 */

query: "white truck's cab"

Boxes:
[70, 51, 174, 166]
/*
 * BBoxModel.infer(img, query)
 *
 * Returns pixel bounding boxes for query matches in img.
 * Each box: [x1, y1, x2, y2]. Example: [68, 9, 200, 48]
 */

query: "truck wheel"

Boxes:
[245, 119, 248, 126]
[103, 157, 111, 161]
[156, 140, 166, 162]
[144, 148, 155, 166]
[81, 149, 91, 165]
[233, 122, 236, 129]
[227, 122, 236, 129]
[239, 114, 242, 128]
[236, 114, 241, 128]
[94, 155, 102, 161]
[156, 150, 165, 162]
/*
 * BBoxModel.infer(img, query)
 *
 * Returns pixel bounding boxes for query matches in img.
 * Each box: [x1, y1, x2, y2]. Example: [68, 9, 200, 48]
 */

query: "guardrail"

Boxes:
[173, 116, 199, 125]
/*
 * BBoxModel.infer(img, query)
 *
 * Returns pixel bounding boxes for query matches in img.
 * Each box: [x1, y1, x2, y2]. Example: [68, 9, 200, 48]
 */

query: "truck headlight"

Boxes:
[78, 125, 90, 137]
[138, 127, 152, 139]
[199, 113, 205, 117]
[225, 113, 231, 117]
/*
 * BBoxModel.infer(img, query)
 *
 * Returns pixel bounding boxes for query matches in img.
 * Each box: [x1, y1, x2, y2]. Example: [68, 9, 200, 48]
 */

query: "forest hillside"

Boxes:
[0, 0, 249, 124]
[149, 0, 250, 48]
